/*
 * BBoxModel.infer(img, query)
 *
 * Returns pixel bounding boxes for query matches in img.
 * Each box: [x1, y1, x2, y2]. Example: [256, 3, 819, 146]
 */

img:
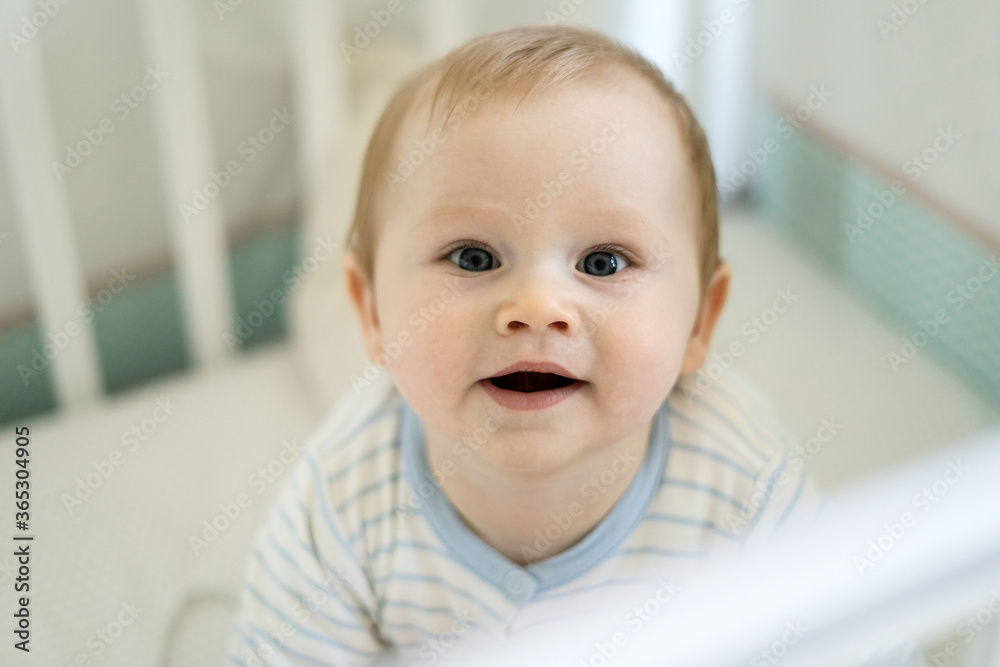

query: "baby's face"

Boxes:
[349, 71, 722, 471]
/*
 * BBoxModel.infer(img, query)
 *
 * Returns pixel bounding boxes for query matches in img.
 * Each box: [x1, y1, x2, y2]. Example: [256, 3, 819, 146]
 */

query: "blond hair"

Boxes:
[345, 25, 719, 291]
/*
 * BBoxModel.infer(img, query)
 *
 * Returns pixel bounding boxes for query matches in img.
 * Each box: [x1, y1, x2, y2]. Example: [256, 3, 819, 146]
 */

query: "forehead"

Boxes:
[381, 69, 698, 246]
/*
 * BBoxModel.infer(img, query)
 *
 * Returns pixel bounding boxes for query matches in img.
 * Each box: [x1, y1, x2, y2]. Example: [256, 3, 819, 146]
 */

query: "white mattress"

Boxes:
[4, 344, 323, 666]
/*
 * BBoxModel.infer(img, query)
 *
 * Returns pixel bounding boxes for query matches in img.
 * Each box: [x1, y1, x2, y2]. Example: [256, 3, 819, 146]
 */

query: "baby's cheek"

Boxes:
[372, 295, 429, 376]
[398, 309, 465, 381]
[607, 314, 683, 390]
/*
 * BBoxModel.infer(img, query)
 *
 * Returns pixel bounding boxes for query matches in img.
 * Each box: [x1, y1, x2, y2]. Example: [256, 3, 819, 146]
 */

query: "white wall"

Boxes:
[756, 0, 1000, 245]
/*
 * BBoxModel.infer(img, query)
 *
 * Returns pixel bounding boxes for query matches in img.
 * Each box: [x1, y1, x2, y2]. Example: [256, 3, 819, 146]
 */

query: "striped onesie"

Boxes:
[225, 369, 825, 666]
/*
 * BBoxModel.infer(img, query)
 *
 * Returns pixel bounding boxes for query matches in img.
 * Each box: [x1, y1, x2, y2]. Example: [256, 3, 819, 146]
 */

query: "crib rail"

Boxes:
[0, 1, 103, 407]
[471, 427, 1000, 666]
[286, 0, 349, 202]
[0, 0, 478, 415]
[0, 0, 365, 411]
[137, 0, 235, 369]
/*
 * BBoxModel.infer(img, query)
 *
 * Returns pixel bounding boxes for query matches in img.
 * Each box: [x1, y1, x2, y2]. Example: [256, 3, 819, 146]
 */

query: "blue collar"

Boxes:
[399, 398, 671, 605]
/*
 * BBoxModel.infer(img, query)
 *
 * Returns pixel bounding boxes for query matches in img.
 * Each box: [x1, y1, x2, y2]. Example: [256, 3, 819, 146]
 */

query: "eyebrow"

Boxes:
[411, 202, 514, 235]
[584, 206, 672, 248]
[412, 202, 672, 248]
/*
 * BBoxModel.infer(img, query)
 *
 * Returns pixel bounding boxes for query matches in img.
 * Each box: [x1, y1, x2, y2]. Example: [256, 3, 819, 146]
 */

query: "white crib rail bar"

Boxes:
[137, 0, 234, 367]
[467, 427, 1000, 666]
[621, 0, 698, 99]
[624, 426, 1000, 666]
[0, 1, 102, 408]
[286, 0, 349, 203]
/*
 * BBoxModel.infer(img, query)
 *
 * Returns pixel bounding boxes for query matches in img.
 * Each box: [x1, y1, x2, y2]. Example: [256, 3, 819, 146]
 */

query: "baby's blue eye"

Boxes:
[578, 250, 627, 276]
[448, 246, 496, 272]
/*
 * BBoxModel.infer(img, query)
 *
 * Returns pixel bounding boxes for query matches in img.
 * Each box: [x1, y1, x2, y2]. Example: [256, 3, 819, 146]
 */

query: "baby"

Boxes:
[226, 25, 826, 665]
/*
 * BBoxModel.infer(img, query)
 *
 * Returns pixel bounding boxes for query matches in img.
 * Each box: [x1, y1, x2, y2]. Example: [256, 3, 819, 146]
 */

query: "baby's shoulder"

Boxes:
[288, 371, 407, 519]
[243, 372, 406, 620]
[308, 371, 403, 464]
[666, 368, 792, 471]
[658, 370, 822, 542]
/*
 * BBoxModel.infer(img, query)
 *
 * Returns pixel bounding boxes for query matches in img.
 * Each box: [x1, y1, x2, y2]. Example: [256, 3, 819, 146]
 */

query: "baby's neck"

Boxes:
[426, 420, 652, 566]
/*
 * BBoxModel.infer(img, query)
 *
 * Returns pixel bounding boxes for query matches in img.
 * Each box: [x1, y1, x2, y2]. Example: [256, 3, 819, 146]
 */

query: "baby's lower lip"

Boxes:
[478, 378, 585, 411]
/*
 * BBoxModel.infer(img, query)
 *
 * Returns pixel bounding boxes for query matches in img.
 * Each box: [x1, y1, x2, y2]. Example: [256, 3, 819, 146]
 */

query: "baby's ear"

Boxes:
[680, 261, 731, 374]
[344, 252, 384, 362]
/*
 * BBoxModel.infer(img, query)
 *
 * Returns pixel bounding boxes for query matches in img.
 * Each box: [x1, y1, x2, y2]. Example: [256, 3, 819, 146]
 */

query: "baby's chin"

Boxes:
[472, 433, 595, 473]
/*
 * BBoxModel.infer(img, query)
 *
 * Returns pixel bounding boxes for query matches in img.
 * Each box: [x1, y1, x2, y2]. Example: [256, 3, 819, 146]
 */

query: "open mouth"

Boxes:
[489, 371, 577, 393]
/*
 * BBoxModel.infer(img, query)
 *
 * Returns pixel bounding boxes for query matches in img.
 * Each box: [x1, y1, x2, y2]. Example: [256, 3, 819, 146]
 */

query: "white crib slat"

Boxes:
[699, 0, 755, 187]
[621, 0, 698, 98]
[286, 0, 349, 201]
[137, 0, 234, 367]
[0, 2, 102, 408]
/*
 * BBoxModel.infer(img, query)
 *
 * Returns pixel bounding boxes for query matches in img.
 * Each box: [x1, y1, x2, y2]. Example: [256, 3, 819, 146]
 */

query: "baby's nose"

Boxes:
[495, 276, 579, 336]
